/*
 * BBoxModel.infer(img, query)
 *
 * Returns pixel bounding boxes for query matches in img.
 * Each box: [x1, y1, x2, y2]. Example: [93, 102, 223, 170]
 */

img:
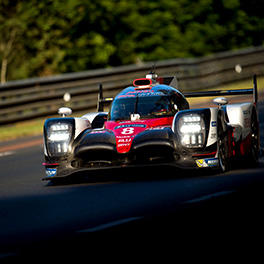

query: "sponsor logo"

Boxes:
[116, 135, 131, 138]
[147, 126, 167, 130]
[211, 121, 217, 127]
[117, 90, 163, 98]
[90, 129, 107, 134]
[117, 138, 132, 143]
[210, 133, 217, 139]
[46, 168, 57, 178]
[114, 124, 146, 129]
[196, 158, 219, 168]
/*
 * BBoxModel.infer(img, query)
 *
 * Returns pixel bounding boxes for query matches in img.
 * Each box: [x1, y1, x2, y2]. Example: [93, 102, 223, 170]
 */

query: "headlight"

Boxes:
[48, 124, 71, 142]
[46, 121, 73, 156]
[177, 114, 205, 148]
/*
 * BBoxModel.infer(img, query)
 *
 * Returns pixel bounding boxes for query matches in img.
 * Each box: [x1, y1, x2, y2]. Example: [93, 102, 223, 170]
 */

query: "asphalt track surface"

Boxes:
[0, 101, 264, 260]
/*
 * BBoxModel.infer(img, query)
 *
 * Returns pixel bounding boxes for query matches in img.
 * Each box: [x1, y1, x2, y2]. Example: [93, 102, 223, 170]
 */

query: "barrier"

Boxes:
[1, 46, 264, 124]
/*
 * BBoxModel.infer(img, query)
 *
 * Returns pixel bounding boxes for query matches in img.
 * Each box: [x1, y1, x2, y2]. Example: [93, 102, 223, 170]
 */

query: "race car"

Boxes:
[42, 73, 260, 180]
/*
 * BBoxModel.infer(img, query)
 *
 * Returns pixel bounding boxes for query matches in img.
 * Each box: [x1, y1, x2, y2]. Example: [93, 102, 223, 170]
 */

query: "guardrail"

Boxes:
[1, 46, 264, 124]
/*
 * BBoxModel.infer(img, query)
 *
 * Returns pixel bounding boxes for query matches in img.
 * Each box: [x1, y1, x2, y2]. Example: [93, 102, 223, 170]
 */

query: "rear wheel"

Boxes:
[248, 109, 259, 165]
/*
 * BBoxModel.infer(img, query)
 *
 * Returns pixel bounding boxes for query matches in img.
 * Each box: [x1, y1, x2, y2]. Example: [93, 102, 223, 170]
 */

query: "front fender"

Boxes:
[73, 129, 116, 158]
[172, 108, 214, 150]
[132, 127, 176, 150]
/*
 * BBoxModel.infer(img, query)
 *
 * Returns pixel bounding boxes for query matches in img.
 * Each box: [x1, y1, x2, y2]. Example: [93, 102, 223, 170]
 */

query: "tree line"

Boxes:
[0, 0, 263, 83]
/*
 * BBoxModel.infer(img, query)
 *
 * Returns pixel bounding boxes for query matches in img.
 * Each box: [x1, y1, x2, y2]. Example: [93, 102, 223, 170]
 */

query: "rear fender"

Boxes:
[225, 103, 254, 140]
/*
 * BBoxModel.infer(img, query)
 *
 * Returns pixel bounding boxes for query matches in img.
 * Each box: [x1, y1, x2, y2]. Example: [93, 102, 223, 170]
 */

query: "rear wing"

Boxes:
[97, 74, 258, 112]
[184, 74, 258, 104]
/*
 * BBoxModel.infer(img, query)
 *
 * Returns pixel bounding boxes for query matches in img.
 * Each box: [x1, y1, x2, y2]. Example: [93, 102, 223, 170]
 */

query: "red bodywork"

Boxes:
[104, 116, 174, 153]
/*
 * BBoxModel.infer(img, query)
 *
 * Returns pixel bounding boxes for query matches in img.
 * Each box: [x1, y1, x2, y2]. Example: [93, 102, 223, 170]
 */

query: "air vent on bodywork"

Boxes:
[133, 78, 152, 89]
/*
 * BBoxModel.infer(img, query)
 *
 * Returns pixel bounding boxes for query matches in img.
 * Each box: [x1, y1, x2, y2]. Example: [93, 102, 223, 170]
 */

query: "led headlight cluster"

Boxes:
[177, 114, 205, 148]
[46, 122, 73, 156]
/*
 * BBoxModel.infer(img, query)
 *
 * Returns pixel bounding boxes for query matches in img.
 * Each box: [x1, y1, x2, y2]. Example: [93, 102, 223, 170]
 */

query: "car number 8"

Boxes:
[121, 127, 134, 135]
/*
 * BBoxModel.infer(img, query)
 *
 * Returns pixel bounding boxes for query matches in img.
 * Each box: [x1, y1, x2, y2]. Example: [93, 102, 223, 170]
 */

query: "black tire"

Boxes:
[248, 109, 259, 165]
[217, 117, 229, 173]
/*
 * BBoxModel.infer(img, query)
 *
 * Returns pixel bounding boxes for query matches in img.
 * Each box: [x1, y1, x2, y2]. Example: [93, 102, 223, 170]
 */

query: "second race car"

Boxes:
[42, 73, 260, 180]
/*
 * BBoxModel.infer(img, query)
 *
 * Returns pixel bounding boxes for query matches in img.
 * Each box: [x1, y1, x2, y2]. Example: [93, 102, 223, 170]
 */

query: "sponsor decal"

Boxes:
[196, 158, 219, 168]
[147, 126, 167, 130]
[46, 168, 57, 178]
[210, 133, 217, 139]
[117, 138, 132, 143]
[114, 124, 146, 129]
[136, 92, 163, 97]
[117, 90, 163, 98]
[90, 129, 107, 134]
[116, 135, 131, 138]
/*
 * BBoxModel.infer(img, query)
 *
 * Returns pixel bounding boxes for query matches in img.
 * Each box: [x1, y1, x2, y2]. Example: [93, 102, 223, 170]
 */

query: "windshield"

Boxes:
[109, 95, 177, 121]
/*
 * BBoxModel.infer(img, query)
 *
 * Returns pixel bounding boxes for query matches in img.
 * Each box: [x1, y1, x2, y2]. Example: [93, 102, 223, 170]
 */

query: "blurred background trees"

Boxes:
[0, 0, 263, 82]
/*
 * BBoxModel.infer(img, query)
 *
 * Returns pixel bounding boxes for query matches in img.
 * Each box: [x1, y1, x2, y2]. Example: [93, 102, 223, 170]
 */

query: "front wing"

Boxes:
[42, 151, 220, 180]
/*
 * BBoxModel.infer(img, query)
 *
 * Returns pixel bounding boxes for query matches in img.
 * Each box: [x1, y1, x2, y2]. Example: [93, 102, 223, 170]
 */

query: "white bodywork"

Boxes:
[43, 117, 91, 156]
[74, 112, 108, 137]
[82, 112, 107, 124]
[206, 108, 218, 147]
[203, 102, 253, 147]
[226, 103, 253, 141]
[74, 117, 91, 139]
[46, 102, 254, 155]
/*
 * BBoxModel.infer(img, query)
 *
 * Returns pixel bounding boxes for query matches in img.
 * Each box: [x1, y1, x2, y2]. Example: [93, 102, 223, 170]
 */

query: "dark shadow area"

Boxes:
[45, 164, 221, 187]
[1, 154, 263, 261]
[2, 181, 264, 262]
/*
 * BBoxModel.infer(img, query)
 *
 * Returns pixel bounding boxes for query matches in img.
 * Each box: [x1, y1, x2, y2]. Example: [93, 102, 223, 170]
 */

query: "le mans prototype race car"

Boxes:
[42, 73, 260, 181]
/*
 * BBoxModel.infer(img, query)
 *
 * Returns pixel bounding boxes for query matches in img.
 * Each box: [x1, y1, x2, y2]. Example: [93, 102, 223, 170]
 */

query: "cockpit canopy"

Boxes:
[109, 95, 174, 121]
[108, 88, 189, 121]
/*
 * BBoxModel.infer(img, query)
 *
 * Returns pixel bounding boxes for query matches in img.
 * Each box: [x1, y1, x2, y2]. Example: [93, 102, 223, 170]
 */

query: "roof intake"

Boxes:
[133, 78, 152, 89]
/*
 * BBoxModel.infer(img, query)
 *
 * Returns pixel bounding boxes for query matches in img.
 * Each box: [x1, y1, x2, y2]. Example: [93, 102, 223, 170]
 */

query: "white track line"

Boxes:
[183, 190, 236, 204]
[77, 216, 143, 233]
[0, 151, 14, 157]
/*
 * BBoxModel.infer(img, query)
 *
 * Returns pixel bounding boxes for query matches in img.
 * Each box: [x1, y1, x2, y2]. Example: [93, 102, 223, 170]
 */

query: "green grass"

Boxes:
[0, 110, 89, 142]
[0, 77, 263, 142]
[0, 118, 45, 142]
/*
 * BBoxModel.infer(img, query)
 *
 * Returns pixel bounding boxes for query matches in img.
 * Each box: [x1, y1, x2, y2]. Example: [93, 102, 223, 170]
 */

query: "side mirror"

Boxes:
[130, 113, 140, 121]
[213, 97, 228, 107]
[58, 107, 72, 117]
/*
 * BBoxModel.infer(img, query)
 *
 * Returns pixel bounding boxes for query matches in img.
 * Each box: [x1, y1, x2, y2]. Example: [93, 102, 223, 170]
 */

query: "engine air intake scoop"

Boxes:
[133, 78, 152, 89]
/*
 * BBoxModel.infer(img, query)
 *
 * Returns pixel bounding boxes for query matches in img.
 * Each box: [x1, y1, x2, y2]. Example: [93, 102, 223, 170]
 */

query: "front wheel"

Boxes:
[217, 120, 229, 173]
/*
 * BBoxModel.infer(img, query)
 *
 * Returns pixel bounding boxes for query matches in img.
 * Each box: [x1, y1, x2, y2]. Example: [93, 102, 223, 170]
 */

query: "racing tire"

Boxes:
[248, 109, 259, 166]
[217, 118, 229, 173]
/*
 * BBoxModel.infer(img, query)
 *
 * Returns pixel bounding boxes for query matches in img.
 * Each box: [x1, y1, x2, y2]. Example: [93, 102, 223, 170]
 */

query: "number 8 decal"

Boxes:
[121, 127, 134, 135]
